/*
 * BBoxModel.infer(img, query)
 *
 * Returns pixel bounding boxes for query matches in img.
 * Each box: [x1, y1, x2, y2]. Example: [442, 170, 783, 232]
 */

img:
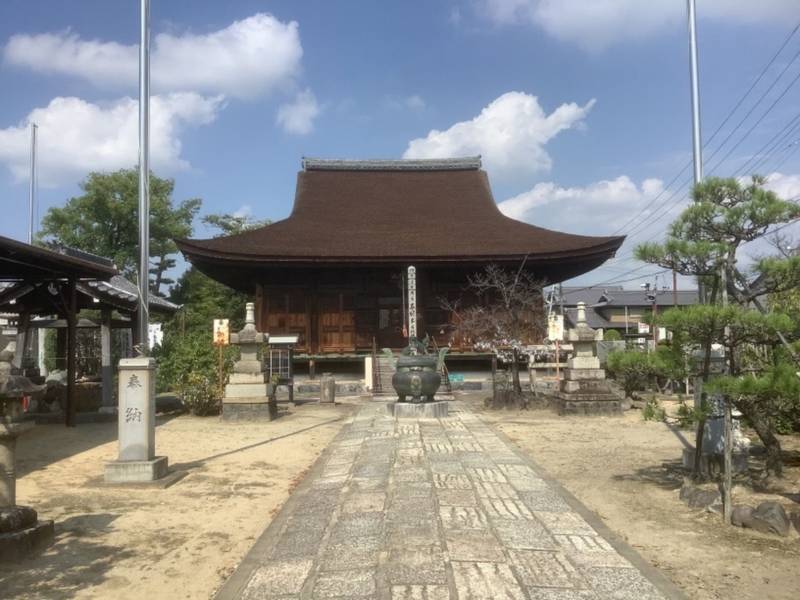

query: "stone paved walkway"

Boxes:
[218, 402, 682, 600]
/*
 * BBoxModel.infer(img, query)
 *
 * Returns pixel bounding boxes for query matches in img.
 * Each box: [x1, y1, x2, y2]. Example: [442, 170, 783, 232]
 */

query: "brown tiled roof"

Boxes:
[177, 158, 624, 265]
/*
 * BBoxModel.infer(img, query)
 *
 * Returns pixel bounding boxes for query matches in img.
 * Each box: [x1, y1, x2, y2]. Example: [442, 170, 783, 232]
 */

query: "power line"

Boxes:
[707, 66, 800, 176]
[611, 22, 800, 237]
[734, 108, 800, 176]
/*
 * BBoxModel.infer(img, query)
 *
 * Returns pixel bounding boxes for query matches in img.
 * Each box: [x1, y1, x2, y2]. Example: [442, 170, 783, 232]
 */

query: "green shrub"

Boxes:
[643, 396, 666, 422]
[153, 329, 237, 405]
[603, 329, 621, 341]
[607, 350, 661, 398]
[181, 372, 220, 416]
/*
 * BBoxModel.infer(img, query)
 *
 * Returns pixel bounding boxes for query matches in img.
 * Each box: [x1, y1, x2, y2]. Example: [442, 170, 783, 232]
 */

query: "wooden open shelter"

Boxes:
[0, 235, 117, 426]
[0, 236, 177, 425]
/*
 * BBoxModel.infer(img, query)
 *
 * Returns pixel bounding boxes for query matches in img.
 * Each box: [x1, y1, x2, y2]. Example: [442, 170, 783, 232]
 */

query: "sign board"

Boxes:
[407, 266, 417, 338]
[637, 321, 650, 335]
[213, 319, 230, 346]
[547, 314, 564, 341]
[148, 323, 163, 348]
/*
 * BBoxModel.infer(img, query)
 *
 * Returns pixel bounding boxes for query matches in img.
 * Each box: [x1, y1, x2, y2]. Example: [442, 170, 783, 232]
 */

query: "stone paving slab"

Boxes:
[217, 402, 685, 600]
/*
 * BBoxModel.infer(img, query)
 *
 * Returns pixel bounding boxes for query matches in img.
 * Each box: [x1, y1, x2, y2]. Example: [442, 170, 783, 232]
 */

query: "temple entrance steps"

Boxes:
[373, 353, 396, 395]
[372, 350, 452, 396]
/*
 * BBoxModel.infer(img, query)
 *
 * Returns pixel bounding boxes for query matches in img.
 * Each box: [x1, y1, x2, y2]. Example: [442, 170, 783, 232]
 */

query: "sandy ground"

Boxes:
[474, 395, 800, 600]
[0, 400, 355, 599]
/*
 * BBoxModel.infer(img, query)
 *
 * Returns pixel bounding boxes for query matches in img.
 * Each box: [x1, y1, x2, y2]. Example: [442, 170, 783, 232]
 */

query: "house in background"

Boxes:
[559, 286, 700, 337]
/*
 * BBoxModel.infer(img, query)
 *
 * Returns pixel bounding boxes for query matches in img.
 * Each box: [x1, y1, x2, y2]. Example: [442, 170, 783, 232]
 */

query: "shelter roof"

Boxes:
[0, 235, 117, 281]
[177, 157, 624, 273]
[0, 274, 177, 315]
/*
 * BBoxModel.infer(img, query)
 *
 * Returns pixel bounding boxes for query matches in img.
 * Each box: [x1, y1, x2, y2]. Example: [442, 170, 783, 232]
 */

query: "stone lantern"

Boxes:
[557, 302, 621, 415]
[222, 303, 277, 420]
[1, 343, 53, 560]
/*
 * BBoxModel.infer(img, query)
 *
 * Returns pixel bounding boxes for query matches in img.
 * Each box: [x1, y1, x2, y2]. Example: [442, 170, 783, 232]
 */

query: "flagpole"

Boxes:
[687, 0, 704, 302]
[28, 123, 37, 244]
[687, 0, 703, 185]
[137, 0, 151, 355]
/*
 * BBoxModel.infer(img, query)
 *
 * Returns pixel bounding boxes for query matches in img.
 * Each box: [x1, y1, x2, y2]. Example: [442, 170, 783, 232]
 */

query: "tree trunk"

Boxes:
[738, 402, 783, 477]
[511, 347, 522, 395]
[694, 277, 719, 479]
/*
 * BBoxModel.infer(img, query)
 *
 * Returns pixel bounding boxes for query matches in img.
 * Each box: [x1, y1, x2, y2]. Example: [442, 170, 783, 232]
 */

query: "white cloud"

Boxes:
[498, 175, 665, 233]
[3, 13, 303, 99]
[233, 204, 252, 219]
[404, 91, 594, 179]
[405, 95, 426, 111]
[0, 94, 222, 186]
[763, 172, 800, 201]
[276, 89, 320, 135]
[476, 0, 798, 51]
[386, 94, 427, 112]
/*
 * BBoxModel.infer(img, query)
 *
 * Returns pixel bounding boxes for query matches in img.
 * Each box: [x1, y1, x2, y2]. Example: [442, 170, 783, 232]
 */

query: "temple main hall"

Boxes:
[176, 157, 623, 355]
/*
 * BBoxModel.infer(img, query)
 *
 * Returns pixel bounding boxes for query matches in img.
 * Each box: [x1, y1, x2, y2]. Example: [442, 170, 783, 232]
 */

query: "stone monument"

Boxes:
[104, 357, 169, 483]
[222, 303, 277, 421]
[1, 340, 54, 560]
[557, 302, 622, 415]
[682, 393, 750, 475]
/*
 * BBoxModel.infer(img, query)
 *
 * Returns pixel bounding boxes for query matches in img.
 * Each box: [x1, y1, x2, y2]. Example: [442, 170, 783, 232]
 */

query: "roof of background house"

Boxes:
[177, 157, 624, 274]
[83, 275, 178, 313]
[561, 286, 699, 308]
[564, 306, 612, 330]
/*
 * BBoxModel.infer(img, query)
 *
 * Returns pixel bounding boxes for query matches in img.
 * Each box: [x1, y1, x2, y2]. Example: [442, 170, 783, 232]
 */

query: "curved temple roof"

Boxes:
[177, 157, 623, 278]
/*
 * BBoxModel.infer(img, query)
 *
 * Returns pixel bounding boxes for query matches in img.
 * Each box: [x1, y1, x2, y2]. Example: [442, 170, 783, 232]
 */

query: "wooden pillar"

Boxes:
[12, 311, 30, 370]
[66, 278, 77, 427]
[55, 328, 67, 370]
[254, 284, 264, 331]
[100, 308, 114, 410]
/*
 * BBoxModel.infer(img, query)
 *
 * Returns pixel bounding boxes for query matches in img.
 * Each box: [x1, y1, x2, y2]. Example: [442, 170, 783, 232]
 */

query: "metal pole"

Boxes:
[687, 0, 705, 303]
[28, 123, 37, 244]
[137, 0, 151, 355]
[687, 0, 703, 185]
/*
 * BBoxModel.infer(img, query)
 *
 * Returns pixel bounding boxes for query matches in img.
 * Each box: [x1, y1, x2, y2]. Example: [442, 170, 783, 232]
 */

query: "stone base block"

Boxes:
[0, 519, 54, 561]
[233, 360, 263, 374]
[104, 456, 169, 483]
[222, 399, 278, 421]
[228, 372, 266, 384]
[225, 383, 270, 398]
[681, 448, 749, 476]
[564, 369, 606, 381]
[558, 397, 622, 416]
[560, 378, 614, 394]
[388, 401, 448, 419]
[568, 356, 600, 370]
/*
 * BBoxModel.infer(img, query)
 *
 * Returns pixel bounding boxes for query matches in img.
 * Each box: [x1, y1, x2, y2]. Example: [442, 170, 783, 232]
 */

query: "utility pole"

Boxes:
[137, 0, 151, 355]
[28, 123, 37, 244]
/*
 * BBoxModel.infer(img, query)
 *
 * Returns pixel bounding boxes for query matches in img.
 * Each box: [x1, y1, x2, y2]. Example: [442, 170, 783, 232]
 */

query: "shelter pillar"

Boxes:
[99, 309, 115, 413]
[65, 278, 77, 427]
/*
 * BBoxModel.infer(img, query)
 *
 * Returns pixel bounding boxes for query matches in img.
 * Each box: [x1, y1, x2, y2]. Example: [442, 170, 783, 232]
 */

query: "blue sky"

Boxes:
[1, 0, 799, 288]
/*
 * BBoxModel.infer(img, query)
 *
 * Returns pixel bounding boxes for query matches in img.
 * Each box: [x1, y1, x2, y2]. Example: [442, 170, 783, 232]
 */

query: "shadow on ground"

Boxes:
[611, 460, 686, 491]
[15, 412, 181, 478]
[0, 513, 133, 599]
[169, 414, 345, 473]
